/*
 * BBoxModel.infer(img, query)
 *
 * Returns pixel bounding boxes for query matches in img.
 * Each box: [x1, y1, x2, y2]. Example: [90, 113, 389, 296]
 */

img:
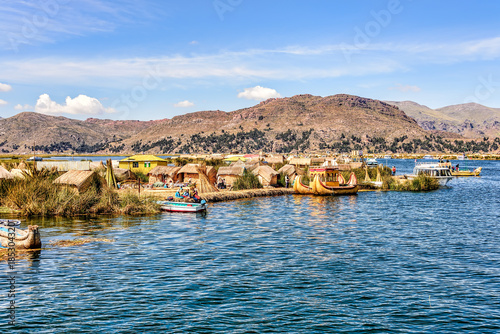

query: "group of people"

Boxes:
[174, 186, 202, 203]
[217, 177, 227, 189]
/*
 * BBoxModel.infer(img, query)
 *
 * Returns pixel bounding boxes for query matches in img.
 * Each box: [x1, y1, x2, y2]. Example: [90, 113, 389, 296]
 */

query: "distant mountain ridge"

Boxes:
[1, 94, 498, 155]
[385, 101, 500, 138]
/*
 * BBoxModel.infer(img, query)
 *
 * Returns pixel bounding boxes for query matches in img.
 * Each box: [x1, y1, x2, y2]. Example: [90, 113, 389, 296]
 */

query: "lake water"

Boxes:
[1, 160, 499, 333]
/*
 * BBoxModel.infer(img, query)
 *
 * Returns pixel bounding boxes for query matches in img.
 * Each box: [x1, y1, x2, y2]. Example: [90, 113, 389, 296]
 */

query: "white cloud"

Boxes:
[0, 99, 7, 106]
[14, 103, 33, 111]
[174, 100, 194, 108]
[0, 83, 12, 92]
[388, 84, 421, 92]
[238, 86, 281, 101]
[34, 94, 116, 116]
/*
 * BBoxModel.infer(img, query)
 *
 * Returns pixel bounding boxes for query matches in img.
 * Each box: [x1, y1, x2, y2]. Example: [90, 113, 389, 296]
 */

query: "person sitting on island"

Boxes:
[175, 186, 184, 199]
[191, 188, 201, 203]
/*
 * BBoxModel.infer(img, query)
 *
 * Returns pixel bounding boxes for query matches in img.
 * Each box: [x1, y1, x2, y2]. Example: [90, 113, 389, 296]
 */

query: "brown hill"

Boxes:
[120, 94, 432, 154]
[4, 94, 495, 155]
[0, 112, 160, 154]
[386, 101, 500, 138]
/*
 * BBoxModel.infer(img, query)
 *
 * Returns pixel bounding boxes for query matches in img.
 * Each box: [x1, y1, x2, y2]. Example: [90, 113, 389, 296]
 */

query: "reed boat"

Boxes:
[452, 167, 482, 176]
[440, 162, 482, 176]
[157, 200, 207, 213]
[293, 175, 313, 194]
[309, 167, 358, 196]
[0, 222, 42, 249]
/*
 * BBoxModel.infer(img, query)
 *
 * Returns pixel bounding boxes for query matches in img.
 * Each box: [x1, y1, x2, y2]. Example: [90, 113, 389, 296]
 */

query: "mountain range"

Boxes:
[1, 94, 499, 155]
[385, 101, 500, 138]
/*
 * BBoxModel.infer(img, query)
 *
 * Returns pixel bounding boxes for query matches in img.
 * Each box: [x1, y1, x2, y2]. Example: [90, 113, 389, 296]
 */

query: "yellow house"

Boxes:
[119, 155, 168, 174]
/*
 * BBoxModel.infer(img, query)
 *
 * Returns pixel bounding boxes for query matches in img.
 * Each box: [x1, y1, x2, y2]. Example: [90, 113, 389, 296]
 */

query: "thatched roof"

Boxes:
[230, 159, 246, 167]
[113, 168, 136, 181]
[178, 163, 202, 174]
[311, 157, 325, 164]
[289, 157, 311, 166]
[265, 156, 284, 164]
[148, 166, 181, 176]
[278, 164, 297, 176]
[252, 165, 278, 182]
[53, 170, 97, 189]
[0, 166, 13, 179]
[217, 166, 245, 176]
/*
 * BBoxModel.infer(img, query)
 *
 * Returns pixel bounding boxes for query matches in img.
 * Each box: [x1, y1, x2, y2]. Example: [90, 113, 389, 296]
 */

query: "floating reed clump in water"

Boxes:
[48, 238, 115, 247]
[388, 174, 440, 191]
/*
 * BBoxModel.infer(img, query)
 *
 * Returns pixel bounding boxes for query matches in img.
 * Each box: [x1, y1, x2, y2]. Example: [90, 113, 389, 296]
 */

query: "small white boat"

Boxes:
[457, 154, 467, 160]
[366, 158, 378, 166]
[423, 154, 433, 159]
[158, 200, 207, 213]
[406, 163, 453, 186]
[383, 155, 392, 159]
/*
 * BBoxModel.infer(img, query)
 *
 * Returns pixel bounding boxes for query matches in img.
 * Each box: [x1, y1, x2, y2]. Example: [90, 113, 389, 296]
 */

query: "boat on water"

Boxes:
[452, 167, 482, 176]
[457, 154, 468, 160]
[366, 158, 378, 166]
[0, 221, 42, 249]
[27, 156, 43, 161]
[157, 200, 207, 213]
[405, 162, 453, 186]
[293, 175, 313, 194]
[441, 161, 482, 176]
[383, 155, 392, 159]
[423, 154, 433, 159]
[309, 167, 358, 195]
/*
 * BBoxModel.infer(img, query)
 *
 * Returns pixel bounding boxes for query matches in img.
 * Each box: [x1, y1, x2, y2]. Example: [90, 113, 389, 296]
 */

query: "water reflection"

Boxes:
[0, 160, 499, 333]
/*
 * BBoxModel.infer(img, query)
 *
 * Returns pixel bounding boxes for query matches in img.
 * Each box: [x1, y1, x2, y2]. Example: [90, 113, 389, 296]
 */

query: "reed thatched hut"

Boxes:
[217, 166, 245, 187]
[53, 170, 104, 193]
[252, 165, 279, 186]
[278, 164, 302, 182]
[0, 166, 13, 180]
[177, 164, 217, 184]
[264, 155, 284, 168]
[113, 168, 136, 182]
[147, 166, 181, 184]
[289, 157, 311, 168]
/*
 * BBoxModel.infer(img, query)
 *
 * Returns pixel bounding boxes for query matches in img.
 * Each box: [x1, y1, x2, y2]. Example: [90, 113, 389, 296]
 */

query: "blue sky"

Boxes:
[0, 0, 499, 120]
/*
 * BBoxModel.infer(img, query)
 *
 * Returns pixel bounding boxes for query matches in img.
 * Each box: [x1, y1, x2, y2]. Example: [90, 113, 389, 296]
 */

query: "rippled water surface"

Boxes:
[2, 160, 500, 333]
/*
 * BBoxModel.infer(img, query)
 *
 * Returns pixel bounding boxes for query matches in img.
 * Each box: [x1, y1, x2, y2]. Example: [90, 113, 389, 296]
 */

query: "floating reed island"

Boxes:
[0, 154, 446, 217]
[200, 188, 295, 203]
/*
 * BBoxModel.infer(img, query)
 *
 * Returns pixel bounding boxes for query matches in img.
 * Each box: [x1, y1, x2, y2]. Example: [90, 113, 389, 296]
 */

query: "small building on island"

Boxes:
[147, 166, 181, 185]
[53, 170, 104, 193]
[217, 166, 245, 187]
[252, 165, 279, 187]
[278, 164, 302, 183]
[176, 164, 217, 185]
[119, 155, 168, 175]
